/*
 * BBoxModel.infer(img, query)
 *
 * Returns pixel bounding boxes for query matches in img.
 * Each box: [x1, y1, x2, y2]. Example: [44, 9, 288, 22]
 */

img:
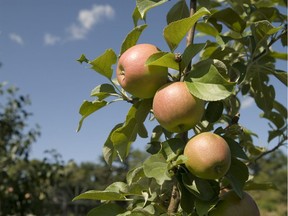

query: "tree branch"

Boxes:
[167, 0, 197, 214]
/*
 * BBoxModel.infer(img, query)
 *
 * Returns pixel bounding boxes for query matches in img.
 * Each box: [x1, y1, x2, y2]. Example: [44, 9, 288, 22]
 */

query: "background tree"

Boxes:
[75, 0, 287, 215]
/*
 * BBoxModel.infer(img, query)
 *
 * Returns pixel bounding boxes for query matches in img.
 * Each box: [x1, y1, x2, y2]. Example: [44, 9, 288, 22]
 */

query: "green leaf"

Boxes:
[143, 153, 171, 185]
[251, 72, 275, 113]
[164, 7, 211, 51]
[195, 199, 216, 216]
[224, 137, 248, 160]
[252, 20, 282, 42]
[132, 6, 145, 27]
[103, 123, 123, 166]
[205, 101, 223, 123]
[126, 166, 145, 185]
[87, 203, 125, 216]
[145, 52, 179, 70]
[186, 59, 235, 101]
[196, 22, 219, 37]
[120, 24, 148, 55]
[273, 70, 287, 86]
[73, 190, 128, 201]
[136, 0, 168, 18]
[182, 173, 219, 201]
[77, 54, 89, 64]
[209, 8, 246, 33]
[161, 138, 186, 162]
[261, 111, 285, 129]
[111, 99, 152, 161]
[180, 43, 206, 72]
[270, 51, 288, 60]
[90, 83, 117, 100]
[244, 180, 277, 191]
[77, 100, 107, 132]
[225, 157, 249, 198]
[89, 49, 117, 79]
[166, 0, 189, 24]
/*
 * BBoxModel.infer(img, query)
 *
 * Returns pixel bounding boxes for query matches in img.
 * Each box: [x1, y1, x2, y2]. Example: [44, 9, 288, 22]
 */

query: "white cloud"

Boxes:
[9, 33, 24, 45]
[241, 96, 254, 109]
[67, 4, 115, 40]
[44, 33, 61, 45]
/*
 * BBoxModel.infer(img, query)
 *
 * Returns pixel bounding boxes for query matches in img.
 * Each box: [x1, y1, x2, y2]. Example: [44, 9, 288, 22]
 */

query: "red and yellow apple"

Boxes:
[152, 81, 205, 133]
[184, 132, 231, 179]
[116, 43, 168, 99]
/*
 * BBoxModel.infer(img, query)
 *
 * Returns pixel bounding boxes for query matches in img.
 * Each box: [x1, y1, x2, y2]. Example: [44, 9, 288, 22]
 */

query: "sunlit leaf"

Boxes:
[132, 6, 145, 27]
[164, 7, 211, 51]
[73, 190, 128, 201]
[77, 100, 107, 132]
[186, 59, 235, 101]
[196, 22, 219, 37]
[146, 52, 179, 70]
[90, 83, 117, 100]
[143, 153, 171, 185]
[136, 0, 168, 18]
[89, 49, 117, 79]
[120, 24, 148, 55]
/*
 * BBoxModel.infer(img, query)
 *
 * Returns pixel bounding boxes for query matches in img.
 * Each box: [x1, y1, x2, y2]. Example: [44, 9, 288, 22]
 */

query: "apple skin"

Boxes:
[116, 44, 168, 99]
[152, 81, 205, 133]
[184, 132, 231, 180]
[209, 191, 260, 216]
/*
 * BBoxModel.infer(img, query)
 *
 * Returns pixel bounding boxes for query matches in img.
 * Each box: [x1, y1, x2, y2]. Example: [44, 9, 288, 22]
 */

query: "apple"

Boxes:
[209, 190, 260, 216]
[152, 81, 205, 133]
[184, 132, 231, 179]
[116, 43, 168, 99]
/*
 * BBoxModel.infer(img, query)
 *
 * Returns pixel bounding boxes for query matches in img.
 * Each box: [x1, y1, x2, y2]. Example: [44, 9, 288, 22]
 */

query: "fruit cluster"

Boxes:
[116, 43, 260, 215]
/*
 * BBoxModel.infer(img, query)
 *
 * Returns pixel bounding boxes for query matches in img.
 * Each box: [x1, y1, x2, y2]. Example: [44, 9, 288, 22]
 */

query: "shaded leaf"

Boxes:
[164, 7, 211, 51]
[166, 0, 189, 24]
[90, 49, 117, 79]
[87, 203, 125, 216]
[209, 8, 246, 33]
[244, 180, 277, 191]
[103, 123, 123, 166]
[225, 157, 249, 198]
[205, 101, 224, 123]
[132, 6, 145, 27]
[224, 137, 248, 160]
[77, 54, 89, 64]
[180, 43, 206, 72]
[120, 24, 148, 55]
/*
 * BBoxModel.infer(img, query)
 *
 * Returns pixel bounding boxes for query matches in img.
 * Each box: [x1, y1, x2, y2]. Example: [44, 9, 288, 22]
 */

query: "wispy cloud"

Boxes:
[9, 33, 24, 45]
[44, 4, 115, 46]
[241, 96, 254, 109]
[44, 33, 61, 46]
[67, 4, 115, 40]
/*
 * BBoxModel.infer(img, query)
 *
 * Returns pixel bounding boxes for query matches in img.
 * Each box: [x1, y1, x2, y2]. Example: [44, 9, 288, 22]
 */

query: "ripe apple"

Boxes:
[184, 132, 231, 179]
[152, 81, 205, 133]
[209, 190, 260, 216]
[116, 43, 168, 99]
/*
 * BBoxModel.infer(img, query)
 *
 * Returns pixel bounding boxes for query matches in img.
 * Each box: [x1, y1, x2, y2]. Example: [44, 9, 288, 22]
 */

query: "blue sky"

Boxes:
[0, 0, 287, 163]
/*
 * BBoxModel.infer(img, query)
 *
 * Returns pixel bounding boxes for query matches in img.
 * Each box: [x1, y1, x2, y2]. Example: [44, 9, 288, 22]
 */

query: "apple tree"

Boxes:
[75, 0, 287, 215]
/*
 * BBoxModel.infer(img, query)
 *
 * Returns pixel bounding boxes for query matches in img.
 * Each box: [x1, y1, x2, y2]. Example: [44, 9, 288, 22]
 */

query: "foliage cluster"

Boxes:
[76, 0, 287, 215]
